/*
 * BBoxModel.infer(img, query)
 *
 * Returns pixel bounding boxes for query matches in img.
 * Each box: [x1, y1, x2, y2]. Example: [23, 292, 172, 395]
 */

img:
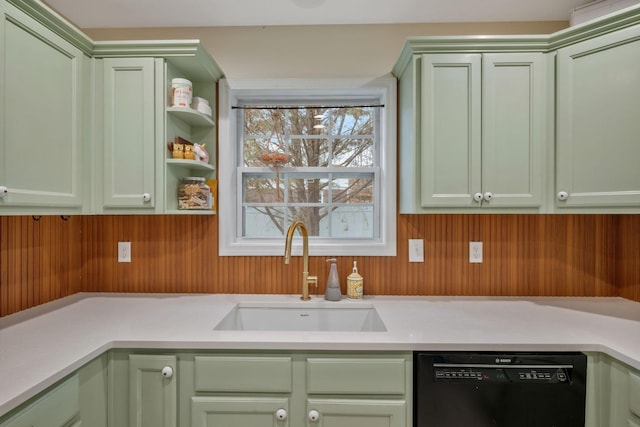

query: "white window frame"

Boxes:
[218, 77, 396, 256]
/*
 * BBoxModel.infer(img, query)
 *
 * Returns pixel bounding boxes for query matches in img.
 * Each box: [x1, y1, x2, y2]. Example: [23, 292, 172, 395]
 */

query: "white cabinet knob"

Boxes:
[0, 186, 7, 198]
[142, 193, 152, 202]
[473, 192, 483, 202]
[161, 366, 173, 378]
[483, 192, 493, 201]
[557, 191, 569, 201]
[275, 409, 287, 421]
[308, 409, 320, 422]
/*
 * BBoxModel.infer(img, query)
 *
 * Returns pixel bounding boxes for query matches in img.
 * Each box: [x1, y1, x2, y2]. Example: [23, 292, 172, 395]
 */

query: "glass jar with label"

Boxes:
[178, 177, 211, 210]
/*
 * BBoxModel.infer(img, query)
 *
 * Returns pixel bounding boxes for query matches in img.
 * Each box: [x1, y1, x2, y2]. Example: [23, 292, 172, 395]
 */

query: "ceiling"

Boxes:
[43, 0, 592, 29]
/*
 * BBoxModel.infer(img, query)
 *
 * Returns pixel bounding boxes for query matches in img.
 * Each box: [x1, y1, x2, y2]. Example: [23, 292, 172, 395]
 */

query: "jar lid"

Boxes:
[183, 176, 205, 182]
[171, 78, 192, 85]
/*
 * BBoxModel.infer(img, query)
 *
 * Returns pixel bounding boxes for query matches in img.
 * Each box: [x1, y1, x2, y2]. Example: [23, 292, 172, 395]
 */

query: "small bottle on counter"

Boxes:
[324, 258, 342, 301]
[346, 261, 363, 300]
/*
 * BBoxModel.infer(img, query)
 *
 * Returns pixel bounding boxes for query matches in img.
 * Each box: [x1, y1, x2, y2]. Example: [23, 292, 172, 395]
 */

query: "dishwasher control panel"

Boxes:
[433, 365, 571, 383]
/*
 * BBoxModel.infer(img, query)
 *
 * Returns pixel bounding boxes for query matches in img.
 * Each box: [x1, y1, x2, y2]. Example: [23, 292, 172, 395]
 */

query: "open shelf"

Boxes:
[167, 107, 214, 127]
[166, 158, 215, 172]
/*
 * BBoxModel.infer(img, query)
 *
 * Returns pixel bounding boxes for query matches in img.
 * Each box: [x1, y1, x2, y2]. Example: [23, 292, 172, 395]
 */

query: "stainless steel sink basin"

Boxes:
[213, 302, 387, 332]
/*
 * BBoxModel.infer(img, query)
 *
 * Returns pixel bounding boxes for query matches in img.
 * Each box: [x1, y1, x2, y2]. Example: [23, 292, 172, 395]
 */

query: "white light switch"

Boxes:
[409, 239, 424, 263]
[118, 242, 131, 263]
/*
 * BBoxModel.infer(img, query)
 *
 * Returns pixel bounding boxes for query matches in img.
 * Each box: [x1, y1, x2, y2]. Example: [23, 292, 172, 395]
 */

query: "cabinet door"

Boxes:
[556, 24, 640, 208]
[101, 57, 156, 210]
[482, 53, 545, 207]
[420, 54, 482, 207]
[0, 375, 80, 427]
[631, 371, 640, 419]
[191, 396, 289, 427]
[129, 354, 177, 427]
[306, 399, 406, 427]
[0, 3, 84, 211]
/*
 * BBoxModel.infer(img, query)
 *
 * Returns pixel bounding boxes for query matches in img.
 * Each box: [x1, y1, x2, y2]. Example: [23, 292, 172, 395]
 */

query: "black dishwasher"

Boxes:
[414, 351, 587, 427]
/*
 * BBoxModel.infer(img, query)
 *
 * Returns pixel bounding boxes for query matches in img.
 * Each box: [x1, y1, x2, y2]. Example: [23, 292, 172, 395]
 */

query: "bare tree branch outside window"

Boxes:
[241, 105, 378, 238]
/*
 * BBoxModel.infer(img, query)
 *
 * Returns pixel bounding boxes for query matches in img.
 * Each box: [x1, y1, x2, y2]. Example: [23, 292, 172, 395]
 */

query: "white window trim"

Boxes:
[218, 77, 396, 256]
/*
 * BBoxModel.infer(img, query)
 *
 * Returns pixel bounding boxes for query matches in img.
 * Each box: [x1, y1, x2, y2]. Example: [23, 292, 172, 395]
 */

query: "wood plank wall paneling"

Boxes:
[618, 215, 640, 302]
[79, 214, 622, 297]
[0, 216, 82, 316]
[1, 213, 639, 317]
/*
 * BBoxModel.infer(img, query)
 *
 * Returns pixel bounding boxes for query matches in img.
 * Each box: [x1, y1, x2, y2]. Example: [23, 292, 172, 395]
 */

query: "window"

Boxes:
[218, 78, 396, 256]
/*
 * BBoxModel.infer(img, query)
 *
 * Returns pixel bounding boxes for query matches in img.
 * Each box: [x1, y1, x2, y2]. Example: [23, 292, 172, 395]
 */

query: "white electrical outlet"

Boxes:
[408, 239, 424, 263]
[469, 242, 483, 263]
[118, 242, 131, 263]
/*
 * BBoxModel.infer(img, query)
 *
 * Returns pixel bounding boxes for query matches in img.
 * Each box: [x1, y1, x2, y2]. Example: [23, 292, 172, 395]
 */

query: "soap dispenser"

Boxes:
[347, 261, 363, 300]
[324, 258, 342, 301]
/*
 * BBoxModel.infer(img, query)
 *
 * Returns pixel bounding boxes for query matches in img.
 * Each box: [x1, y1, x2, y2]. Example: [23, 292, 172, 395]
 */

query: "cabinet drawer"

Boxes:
[307, 358, 406, 395]
[191, 396, 289, 426]
[194, 356, 292, 393]
[631, 371, 640, 417]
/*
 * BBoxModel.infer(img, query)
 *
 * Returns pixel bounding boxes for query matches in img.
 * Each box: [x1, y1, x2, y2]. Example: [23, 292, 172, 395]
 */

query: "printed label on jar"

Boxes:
[171, 78, 193, 108]
[347, 278, 363, 300]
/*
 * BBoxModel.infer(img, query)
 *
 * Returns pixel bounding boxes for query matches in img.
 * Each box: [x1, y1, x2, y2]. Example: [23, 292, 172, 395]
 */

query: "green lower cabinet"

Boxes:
[191, 396, 290, 427]
[128, 354, 177, 427]
[0, 375, 80, 427]
[306, 399, 406, 427]
[631, 371, 640, 426]
[185, 352, 411, 427]
[585, 352, 640, 427]
[304, 355, 410, 427]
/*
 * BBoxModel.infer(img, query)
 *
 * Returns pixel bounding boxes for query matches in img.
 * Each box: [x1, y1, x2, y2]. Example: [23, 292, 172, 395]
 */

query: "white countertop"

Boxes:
[1, 293, 640, 415]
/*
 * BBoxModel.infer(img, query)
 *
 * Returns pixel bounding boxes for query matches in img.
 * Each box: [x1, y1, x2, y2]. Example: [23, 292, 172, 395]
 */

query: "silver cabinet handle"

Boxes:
[0, 186, 7, 198]
[275, 409, 287, 421]
[161, 366, 173, 378]
[557, 191, 569, 201]
[473, 192, 483, 202]
[483, 192, 493, 201]
[142, 193, 152, 202]
[308, 409, 320, 422]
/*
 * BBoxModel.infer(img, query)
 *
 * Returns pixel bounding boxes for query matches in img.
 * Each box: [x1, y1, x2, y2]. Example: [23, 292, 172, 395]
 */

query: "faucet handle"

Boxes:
[307, 275, 318, 289]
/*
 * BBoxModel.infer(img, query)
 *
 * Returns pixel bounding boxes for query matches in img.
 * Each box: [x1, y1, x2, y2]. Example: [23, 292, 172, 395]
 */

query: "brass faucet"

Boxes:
[284, 221, 318, 301]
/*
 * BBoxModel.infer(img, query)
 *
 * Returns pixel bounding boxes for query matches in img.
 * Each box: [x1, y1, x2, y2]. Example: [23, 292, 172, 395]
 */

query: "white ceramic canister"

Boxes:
[171, 78, 193, 108]
[192, 97, 212, 117]
[192, 96, 209, 109]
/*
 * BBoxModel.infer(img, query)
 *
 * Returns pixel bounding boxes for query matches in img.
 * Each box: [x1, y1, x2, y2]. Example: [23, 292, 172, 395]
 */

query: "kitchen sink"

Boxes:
[213, 302, 387, 332]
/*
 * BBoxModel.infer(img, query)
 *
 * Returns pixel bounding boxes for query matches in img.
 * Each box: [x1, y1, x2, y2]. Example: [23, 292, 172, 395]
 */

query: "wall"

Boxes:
[84, 21, 567, 78]
[0, 216, 82, 316]
[2, 213, 639, 317]
[619, 215, 640, 302]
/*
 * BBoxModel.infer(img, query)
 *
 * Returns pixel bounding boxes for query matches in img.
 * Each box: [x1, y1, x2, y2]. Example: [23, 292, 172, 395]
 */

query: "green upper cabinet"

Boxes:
[97, 57, 160, 212]
[2, 0, 223, 216]
[555, 23, 640, 210]
[0, 1, 91, 215]
[481, 53, 545, 208]
[419, 54, 482, 208]
[93, 41, 222, 215]
[395, 44, 547, 213]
